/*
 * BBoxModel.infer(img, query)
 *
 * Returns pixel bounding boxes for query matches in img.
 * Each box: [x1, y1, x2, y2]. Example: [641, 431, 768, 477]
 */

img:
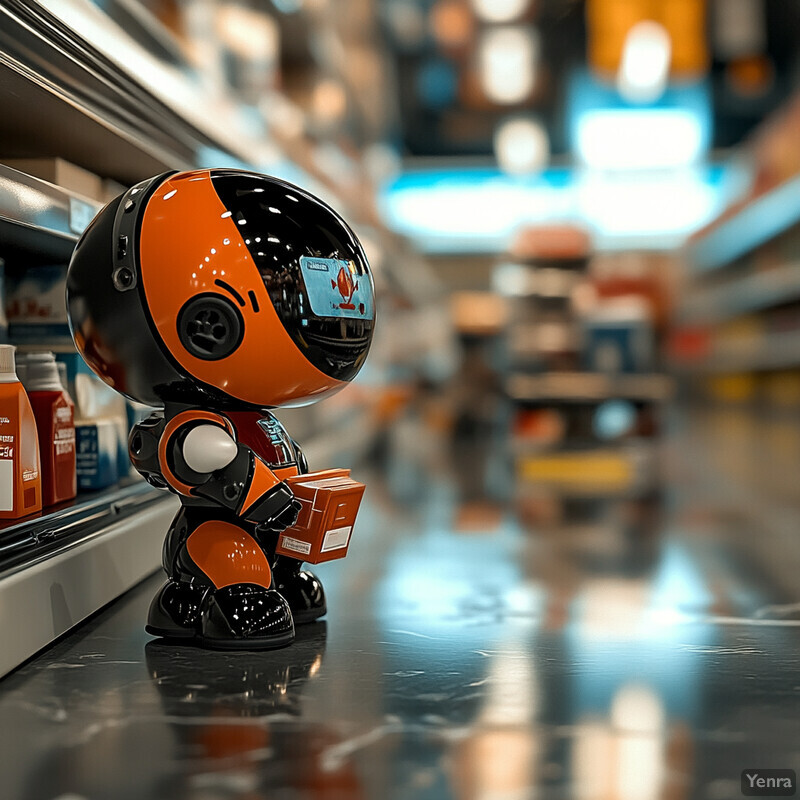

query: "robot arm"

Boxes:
[158, 411, 299, 527]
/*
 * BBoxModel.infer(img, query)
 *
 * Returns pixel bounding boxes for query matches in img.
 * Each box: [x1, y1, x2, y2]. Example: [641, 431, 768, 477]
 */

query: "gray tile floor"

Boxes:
[0, 435, 798, 800]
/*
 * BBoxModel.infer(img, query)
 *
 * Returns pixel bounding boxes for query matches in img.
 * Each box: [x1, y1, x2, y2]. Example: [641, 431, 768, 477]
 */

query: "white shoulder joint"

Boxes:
[182, 425, 238, 473]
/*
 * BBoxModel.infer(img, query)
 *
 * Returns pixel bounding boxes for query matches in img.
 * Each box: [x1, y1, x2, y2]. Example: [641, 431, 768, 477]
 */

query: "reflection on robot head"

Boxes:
[68, 170, 375, 409]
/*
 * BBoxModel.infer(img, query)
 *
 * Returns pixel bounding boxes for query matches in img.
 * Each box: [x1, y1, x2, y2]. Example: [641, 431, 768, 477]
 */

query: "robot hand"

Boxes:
[246, 483, 300, 531]
[258, 495, 303, 533]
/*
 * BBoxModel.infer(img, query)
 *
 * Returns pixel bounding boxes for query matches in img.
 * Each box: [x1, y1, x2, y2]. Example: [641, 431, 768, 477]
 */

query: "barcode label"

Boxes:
[279, 535, 312, 555]
[321, 526, 352, 552]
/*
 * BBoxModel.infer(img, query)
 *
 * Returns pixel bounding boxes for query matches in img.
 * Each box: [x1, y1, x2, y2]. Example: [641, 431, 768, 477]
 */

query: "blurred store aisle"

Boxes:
[0, 423, 798, 800]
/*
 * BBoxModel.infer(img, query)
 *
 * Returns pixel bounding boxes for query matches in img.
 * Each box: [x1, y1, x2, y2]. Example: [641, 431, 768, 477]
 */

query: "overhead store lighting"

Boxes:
[575, 169, 718, 240]
[617, 21, 671, 103]
[494, 117, 549, 175]
[379, 165, 732, 253]
[471, 0, 530, 24]
[478, 27, 538, 105]
[568, 70, 711, 170]
[576, 109, 703, 169]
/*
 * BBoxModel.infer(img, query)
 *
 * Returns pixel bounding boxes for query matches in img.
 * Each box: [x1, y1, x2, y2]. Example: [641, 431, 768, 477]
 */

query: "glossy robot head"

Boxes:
[67, 169, 375, 408]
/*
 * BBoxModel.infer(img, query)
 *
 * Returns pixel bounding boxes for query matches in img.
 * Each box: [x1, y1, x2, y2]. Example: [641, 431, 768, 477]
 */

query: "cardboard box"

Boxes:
[4, 158, 104, 202]
[102, 178, 127, 204]
[275, 469, 365, 564]
[6, 265, 71, 345]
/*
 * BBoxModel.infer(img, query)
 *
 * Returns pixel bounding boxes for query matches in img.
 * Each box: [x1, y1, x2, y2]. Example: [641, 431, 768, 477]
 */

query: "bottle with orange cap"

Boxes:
[0, 345, 42, 519]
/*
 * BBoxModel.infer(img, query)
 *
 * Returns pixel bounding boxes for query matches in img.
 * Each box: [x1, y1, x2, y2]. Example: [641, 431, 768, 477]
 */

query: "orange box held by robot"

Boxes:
[276, 469, 365, 564]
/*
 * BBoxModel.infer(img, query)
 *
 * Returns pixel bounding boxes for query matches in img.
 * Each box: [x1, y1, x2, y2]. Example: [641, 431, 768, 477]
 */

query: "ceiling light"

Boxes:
[617, 21, 671, 104]
[471, 0, 529, 24]
[478, 27, 538, 104]
[494, 117, 549, 175]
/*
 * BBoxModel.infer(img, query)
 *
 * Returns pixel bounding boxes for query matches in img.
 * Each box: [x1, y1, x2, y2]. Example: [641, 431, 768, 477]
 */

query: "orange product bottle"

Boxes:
[21, 352, 77, 507]
[0, 345, 42, 519]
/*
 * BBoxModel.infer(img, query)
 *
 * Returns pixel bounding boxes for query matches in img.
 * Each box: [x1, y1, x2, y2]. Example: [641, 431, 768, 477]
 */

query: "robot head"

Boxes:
[67, 169, 375, 408]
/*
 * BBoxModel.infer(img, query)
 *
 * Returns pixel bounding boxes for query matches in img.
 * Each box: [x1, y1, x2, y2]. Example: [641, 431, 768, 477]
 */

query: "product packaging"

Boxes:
[75, 419, 119, 491]
[0, 345, 42, 519]
[20, 352, 77, 506]
[0, 258, 9, 345]
[275, 469, 365, 563]
[56, 352, 130, 487]
[6, 265, 71, 346]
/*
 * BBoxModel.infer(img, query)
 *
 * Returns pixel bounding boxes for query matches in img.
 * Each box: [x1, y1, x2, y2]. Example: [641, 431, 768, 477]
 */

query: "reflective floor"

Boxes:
[0, 417, 799, 800]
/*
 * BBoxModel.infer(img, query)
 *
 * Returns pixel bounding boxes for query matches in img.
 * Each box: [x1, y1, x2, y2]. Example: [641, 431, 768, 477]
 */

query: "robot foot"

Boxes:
[273, 557, 327, 625]
[145, 579, 207, 639]
[198, 583, 295, 650]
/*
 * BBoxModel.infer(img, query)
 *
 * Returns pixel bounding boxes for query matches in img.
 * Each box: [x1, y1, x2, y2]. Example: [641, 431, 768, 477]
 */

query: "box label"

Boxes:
[0, 460, 13, 511]
[300, 476, 354, 490]
[321, 525, 352, 552]
[279, 535, 312, 556]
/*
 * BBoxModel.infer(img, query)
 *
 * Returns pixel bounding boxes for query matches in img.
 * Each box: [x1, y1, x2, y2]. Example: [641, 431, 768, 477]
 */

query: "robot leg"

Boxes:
[146, 507, 294, 649]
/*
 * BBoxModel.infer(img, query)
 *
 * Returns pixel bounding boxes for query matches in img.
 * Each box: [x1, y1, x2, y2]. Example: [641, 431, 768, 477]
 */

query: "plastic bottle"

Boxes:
[0, 345, 42, 519]
[22, 352, 77, 507]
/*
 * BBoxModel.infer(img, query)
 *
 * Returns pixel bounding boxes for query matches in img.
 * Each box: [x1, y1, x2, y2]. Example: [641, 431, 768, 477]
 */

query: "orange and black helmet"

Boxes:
[67, 169, 375, 409]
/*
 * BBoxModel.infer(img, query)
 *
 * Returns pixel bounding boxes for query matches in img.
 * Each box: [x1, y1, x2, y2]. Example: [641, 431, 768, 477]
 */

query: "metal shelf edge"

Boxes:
[0, 163, 101, 257]
[0, 493, 177, 678]
[688, 174, 800, 275]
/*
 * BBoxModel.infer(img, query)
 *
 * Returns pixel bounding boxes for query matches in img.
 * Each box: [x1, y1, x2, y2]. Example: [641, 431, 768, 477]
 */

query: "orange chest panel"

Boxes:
[226, 411, 299, 477]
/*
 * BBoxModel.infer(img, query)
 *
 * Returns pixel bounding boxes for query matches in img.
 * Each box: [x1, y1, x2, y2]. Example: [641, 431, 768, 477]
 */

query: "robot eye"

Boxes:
[177, 295, 244, 361]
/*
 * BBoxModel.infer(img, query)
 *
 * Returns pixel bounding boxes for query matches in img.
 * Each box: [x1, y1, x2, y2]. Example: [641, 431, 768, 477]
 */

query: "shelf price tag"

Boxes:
[69, 198, 96, 235]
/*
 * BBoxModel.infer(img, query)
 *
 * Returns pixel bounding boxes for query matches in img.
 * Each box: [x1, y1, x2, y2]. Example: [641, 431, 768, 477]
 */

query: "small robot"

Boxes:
[67, 169, 375, 649]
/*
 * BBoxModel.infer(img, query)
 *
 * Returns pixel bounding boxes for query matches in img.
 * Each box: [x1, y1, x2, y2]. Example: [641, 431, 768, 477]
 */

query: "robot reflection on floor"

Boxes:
[66, 169, 375, 649]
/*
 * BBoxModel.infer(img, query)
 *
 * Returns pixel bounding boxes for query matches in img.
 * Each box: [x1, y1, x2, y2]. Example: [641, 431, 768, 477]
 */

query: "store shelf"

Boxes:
[0, 481, 177, 677]
[506, 372, 674, 404]
[0, 2, 398, 251]
[0, 0, 279, 186]
[688, 173, 800, 275]
[0, 163, 101, 262]
[0, 2, 193, 184]
[678, 261, 800, 324]
[674, 329, 800, 374]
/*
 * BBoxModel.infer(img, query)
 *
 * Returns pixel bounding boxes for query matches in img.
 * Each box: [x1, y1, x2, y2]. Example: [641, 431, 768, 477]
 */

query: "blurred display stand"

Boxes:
[493, 225, 673, 500]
